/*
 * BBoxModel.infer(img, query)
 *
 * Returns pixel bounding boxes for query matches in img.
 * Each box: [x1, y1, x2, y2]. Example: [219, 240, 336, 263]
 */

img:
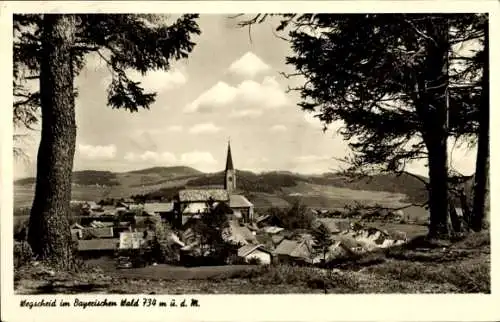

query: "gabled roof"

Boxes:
[78, 239, 118, 251]
[229, 194, 253, 208]
[179, 189, 229, 202]
[238, 244, 271, 257]
[85, 227, 114, 238]
[315, 218, 347, 233]
[144, 202, 174, 214]
[274, 239, 313, 259]
[70, 223, 84, 230]
[223, 221, 257, 245]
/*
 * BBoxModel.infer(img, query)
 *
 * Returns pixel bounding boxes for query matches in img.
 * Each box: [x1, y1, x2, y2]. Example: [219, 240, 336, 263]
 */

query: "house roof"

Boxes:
[238, 244, 271, 257]
[89, 221, 114, 228]
[85, 227, 114, 238]
[263, 226, 284, 234]
[224, 221, 257, 245]
[271, 234, 285, 245]
[144, 202, 174, 214]
[179, 189, 229, 202]
[274, 239, 312, 259]
[316, 218, 348, 233]
[78, 239, 119, 251]
[70, 223, 84, 230]
[229, 194, 253, 208]
[274, 239, 300, 255]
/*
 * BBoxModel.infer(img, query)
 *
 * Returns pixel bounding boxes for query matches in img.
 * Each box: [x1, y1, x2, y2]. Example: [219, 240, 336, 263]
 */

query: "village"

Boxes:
[64, 142, 411, 270]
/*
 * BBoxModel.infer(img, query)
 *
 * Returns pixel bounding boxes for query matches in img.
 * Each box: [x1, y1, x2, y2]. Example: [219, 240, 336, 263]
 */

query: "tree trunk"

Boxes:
[471, 20, 490, 232]
[421, 17, 450, 239]
[426, 140, 449, 238]
[28, 14, 77, 269]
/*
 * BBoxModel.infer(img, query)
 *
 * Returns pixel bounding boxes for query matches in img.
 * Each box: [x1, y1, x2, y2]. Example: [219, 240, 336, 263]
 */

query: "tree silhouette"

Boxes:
[14, 14, 200, 267]
[236, 13, 487, 238]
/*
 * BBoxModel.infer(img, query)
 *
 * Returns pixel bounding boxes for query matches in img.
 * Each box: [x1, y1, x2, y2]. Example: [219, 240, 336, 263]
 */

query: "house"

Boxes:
[223, 220, 257, 246]
[82, 201, 101, 212]
[262, 226, 285, 234]
[313, 218, 350, 234]
[274, 239, 314, 265]
[313, 240, 356, 264]
[119, 231, 147, 250]
[144, 202, 174, 216]
[229, 194, 254, 223]
[77, 238, 119, 258]
[238, 244, 272, 265]
[143, 202, 175, 224]
[70, 223, 84, 240]
[176, 188, 231, 226]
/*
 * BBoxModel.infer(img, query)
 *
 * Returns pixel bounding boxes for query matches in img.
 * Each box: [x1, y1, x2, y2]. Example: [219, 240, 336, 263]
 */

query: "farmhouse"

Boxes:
[238, 244, 272, 265]
[77, 239, 119, 259]
[274, 239, 315, 265]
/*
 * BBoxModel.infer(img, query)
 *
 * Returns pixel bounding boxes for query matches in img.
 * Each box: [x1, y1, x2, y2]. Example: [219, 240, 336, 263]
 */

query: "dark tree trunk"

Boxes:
[28, 14, 77, 268]
[471, 20, 490, 232]
[426, 140, 449, 238]
[421, 17, 450, 239]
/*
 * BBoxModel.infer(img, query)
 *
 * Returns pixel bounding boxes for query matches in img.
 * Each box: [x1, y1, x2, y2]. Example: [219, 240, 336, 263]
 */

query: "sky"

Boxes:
[13, 14, 478, 179]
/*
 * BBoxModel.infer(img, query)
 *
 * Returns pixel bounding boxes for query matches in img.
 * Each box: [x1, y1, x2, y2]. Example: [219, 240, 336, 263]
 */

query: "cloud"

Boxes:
[124, 151, 176, 164]
[167, 125, 183, 132]
[78, 144, 117, 160]
[270, 124, 287, 132]
[295, 155, 332, 163]
[228, 52, 271, 78]
[101, 68, 187, 93]
[180, 151, 217, 166]
[230, 109, 263, 118]
[303, 112, 324, 129]
[184, 76, 288, 113]
[124, 150, 217, 172]
[184, 82, 238, 113]
[189, 123, 222, 134]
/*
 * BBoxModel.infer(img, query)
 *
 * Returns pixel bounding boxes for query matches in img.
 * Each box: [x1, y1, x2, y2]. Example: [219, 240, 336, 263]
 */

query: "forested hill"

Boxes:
[15, 166, 429, 204]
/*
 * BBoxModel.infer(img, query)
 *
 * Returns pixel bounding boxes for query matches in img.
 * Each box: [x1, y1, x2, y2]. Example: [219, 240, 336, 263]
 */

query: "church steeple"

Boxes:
[224, 139, 236, 193]
[225, 140, 234, 171]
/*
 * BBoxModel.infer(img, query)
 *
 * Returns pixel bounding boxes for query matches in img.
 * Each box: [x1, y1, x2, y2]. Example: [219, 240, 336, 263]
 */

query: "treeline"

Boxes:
[186, 170, 301, 193]
[15, 170, 120, 187]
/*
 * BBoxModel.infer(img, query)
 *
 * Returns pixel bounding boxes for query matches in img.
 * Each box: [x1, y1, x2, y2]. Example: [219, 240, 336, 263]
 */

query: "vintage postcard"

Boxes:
[1, 1, 499, 321]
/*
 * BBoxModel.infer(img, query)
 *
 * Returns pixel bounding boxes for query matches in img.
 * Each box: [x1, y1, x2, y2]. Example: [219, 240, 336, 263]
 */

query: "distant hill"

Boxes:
[126, 166, 202, 177]
[14, 166, 202, 188]
[14, 165, 431, 210]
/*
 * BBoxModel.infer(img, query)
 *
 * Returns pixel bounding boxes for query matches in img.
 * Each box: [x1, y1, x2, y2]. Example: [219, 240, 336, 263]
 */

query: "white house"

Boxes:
[237, 244, 272, 265]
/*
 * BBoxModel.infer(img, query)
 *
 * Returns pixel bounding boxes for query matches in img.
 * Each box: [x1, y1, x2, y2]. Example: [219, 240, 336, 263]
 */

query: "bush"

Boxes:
[247, 257, 262, 265]
[254, 265, 359, 291]
[14, 241, 33, 268]
[151, 222, 178, 264]
[367, 260, 490, 293]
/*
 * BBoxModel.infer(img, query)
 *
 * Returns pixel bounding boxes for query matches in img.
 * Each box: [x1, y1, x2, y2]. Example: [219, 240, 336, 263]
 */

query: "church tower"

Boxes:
[224, 140, 236, 193]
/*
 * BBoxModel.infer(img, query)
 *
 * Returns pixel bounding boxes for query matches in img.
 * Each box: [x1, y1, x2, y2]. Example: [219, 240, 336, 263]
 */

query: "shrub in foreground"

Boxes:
[14, 241, 33, 268]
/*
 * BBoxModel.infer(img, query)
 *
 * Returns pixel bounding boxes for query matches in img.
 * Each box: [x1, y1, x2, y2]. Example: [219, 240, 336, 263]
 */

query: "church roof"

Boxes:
[225, 142, 234, 171]
[178, 189, 229, 202]
[229, 194, 253, 208]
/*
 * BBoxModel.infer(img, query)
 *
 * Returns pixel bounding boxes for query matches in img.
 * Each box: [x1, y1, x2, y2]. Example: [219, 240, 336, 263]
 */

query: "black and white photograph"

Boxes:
[1, 1, 499, 321]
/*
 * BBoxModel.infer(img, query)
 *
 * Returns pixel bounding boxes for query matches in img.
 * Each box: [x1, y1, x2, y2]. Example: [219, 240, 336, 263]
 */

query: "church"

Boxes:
[173, 141, 255, 227]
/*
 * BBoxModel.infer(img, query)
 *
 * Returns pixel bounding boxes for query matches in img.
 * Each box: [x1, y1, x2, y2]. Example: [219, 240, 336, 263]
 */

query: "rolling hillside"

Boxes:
[14, 166, 429, 211]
